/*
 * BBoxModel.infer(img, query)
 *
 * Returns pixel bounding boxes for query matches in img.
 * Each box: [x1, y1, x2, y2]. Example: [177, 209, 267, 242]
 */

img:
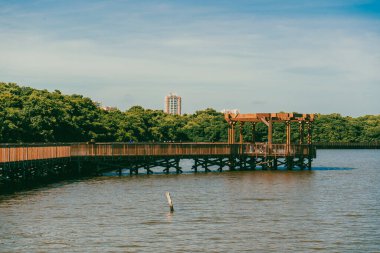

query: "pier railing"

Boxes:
[70, 143, 238, 157]
[0, 144, 71, 163]
[246, 143, 315, 157]
[1, 142, 315, 164]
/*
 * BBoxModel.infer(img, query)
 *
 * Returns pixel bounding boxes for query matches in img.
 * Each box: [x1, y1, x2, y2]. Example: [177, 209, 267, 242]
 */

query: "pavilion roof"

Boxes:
[224, 113, 315, 123]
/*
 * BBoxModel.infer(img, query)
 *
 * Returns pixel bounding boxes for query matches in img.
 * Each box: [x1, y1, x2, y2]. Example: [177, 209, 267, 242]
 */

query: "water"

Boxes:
[1, 150, 380, 252]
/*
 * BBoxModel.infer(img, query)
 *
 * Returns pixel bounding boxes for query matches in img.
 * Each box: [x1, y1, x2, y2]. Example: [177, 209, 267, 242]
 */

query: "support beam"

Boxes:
[77, 161, 81, 175]
[218, 157, 224, 172]
[286, 121, 291, 156]
[204, 158, 211, 172]
[228, 124, 236, 144]
[251, 122, 256, 144]
[227, 126, 229, 144]
[286, 121, 291, 146]
[308, 157, 312, 170]
[261, 117, 269, 127]
[228, 122, 236, 144]
[239, 122, 244, 144]
[273, 158, 278, 170]
[307, 121, 313, 170]
[307, 121, 313, 145]
[192, 158, 198, 172]
[268, 118, 273, 145]
[299, 121, 304, 144]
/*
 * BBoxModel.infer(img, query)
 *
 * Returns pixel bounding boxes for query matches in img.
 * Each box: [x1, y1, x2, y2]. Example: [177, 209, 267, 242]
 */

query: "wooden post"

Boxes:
[307, 121, 313, 170]
[298, 121, 305, 169]
[287, 157, 294, 170]
[193, 158, 198, 172]
[175, 159, 182, 174]
[286, 121, 291, 146]
[228, 127, 230, 144]
[229, 157, 235, 171]
[218, 157, 223, 172]
[299, 121, 304, 145]
[307, 121, 312, 145]
[286, 121, 291, 156]
[227, 128, 229, 144]
[268, 118, 273, 155]
[249, 157, 256, 170]
[268, 118, 273, 145]
[231, 123, 235, 144]
[228, 124, 234, 144]
[251, 122, 256, 144]
[239, 122, 244, 144]
[165, 192, 174, 212]
[77, 161, 81, 175]
[204, 158, 211, 172]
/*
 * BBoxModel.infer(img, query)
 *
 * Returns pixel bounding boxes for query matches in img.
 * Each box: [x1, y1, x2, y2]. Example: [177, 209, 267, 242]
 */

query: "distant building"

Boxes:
[165, 93, 182, 115]
[221, 109, 239, 114]
[101, 106, 118, 111]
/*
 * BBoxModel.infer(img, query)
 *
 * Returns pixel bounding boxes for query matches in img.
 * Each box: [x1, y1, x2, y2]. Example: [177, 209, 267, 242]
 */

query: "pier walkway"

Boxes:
[1, 142, 314, 164]
[1, 142, 316, 189]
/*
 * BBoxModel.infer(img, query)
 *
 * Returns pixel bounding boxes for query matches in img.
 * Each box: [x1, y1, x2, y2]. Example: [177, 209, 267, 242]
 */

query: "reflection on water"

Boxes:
[312, 167, 354, 171]
[1, 150, 380, 252]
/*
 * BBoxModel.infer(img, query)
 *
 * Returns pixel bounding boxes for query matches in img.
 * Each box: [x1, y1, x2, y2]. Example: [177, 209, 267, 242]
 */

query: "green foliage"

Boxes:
[183, 108, 227, 142]
[0, 82, 379, 143]
[0, 82, 106, 142]
[312, 113, 379, 142]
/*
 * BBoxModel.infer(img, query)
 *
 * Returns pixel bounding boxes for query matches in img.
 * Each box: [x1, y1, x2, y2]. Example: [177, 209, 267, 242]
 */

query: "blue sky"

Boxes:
[0, 0, 379, 116]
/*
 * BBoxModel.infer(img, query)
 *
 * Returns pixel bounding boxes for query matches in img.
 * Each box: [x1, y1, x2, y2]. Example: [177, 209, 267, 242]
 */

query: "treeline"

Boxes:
[0, 82, 379, 143]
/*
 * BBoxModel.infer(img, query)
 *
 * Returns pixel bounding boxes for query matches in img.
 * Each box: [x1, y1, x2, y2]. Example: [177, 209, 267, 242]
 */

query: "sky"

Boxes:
[0, 0, 379, 116]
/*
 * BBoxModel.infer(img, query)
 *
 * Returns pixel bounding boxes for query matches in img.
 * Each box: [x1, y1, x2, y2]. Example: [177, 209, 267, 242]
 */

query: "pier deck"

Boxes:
[1, 142, 314, 163]
[0, 142, 316, 190]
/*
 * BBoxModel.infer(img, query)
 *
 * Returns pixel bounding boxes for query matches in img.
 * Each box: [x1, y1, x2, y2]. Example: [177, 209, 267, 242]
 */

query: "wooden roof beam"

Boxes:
[224, 113, 315, 123]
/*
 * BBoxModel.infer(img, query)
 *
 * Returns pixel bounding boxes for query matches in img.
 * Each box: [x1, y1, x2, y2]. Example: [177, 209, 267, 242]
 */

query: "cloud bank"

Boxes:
[0, 0, 379, 116]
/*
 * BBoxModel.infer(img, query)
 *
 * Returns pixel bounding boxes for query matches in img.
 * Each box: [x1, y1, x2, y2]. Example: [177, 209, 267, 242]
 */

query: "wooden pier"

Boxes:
[0, 142, 316, 189]
[225, 112, 315, 169]
[0, 112, 316, 191]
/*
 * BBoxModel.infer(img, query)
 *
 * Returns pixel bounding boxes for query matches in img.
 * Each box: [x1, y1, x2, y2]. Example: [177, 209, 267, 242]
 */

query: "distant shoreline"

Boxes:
[315, 142, 380, 149]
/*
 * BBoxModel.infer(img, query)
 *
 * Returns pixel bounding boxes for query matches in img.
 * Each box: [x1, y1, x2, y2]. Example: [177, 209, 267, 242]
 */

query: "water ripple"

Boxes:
[1, 150, 379, 252]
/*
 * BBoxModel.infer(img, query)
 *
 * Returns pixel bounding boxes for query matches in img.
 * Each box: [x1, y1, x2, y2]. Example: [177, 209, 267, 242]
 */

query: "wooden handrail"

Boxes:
[0, 143, 315, 164]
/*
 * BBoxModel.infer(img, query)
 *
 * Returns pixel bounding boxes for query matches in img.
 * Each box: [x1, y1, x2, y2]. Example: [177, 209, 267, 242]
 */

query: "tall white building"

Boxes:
[165, 93, 182, 115]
